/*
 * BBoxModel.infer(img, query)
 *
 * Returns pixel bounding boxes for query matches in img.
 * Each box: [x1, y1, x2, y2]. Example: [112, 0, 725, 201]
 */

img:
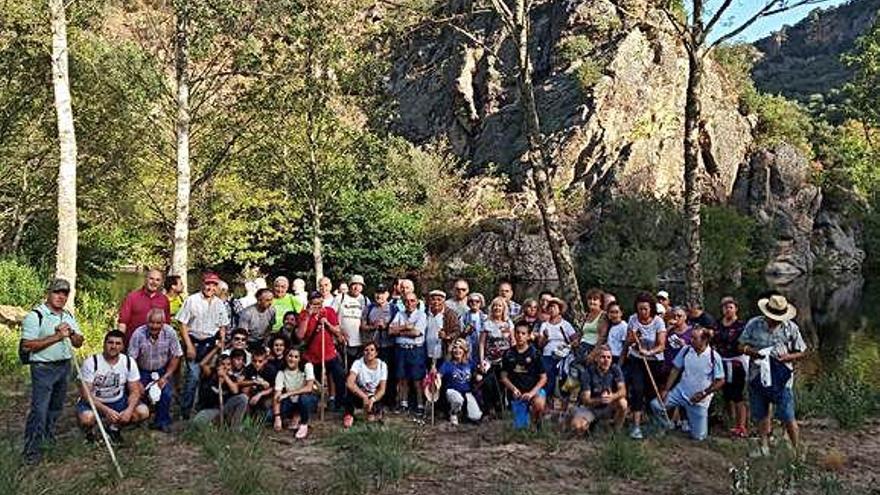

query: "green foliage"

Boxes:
[713, 44, 759, 95]
[0, 438, 23, 495]
[700, 205, 760, 285]
[322, 424, 425, 495]
[0, 257, 44, 307]
[594, 433, 656, 480]
[729, 448, 809, 495]
[557, 36, 594, 65]
[742, 89, 815, 156]
[796, 367, 879, 429]
[185, 422, 279, 495]
[575, 59, 604, 92]
[843, 17, 880, 128]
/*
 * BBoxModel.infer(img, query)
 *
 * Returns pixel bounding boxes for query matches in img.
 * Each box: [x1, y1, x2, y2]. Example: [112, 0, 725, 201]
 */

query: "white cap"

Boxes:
[656, 290, 670, 300]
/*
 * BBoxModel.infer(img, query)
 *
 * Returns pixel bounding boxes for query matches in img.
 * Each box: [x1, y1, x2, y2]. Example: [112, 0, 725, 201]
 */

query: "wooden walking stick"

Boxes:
[218, 331, 225, 424]
[319, 318, 328, 421]
[635, 335, 671, 425]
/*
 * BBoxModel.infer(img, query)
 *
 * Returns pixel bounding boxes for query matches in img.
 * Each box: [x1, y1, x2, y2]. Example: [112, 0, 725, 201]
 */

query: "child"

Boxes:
[604, 302, 628, 364]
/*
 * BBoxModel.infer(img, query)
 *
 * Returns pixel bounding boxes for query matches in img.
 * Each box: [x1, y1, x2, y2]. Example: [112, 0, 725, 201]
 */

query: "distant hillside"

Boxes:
[752, 0, 880, 104]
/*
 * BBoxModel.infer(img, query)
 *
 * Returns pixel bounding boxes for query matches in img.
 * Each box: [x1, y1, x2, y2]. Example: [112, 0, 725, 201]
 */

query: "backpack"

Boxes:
[92, 354, 133, 374]
[18, 309, 43, 365]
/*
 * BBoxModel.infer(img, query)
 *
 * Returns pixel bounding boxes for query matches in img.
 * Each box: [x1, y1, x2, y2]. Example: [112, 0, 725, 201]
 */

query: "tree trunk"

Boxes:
[171, 1, 191, 294]
[510, 0, 585, 324]
[683, 49, 705, 308]
[311, 203, 324, 287]
[50, 0, 78, 308]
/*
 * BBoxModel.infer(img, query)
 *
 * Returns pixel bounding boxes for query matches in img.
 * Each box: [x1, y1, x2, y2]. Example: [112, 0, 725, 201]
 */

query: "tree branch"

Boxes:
[708, 0, 831, 51]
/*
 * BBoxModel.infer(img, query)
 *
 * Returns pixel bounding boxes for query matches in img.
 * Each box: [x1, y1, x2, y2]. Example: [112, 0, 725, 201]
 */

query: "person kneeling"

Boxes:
[344, 341, 387, 428]
[500, 323, 548, 430]
[650, 327, 724, 441]
[273, 348, 317, 439]
[440, 339, 482, 425]
[77, 330, 149, 443]
[570, 345, 627, 436]
[193, 353, 248, 426]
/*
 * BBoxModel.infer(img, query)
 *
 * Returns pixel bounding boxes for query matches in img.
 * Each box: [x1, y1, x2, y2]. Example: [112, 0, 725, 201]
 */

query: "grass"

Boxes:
[498, 422, 562, 452]
[321, 423, 425, 495]
[796, 369, 880, 429]
[594, 433, 659, 481]
[185, 420, 279, 495]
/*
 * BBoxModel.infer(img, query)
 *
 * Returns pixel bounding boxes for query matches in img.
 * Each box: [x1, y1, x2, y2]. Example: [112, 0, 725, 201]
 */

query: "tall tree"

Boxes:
[485, 0, 586, 323]
[49, 0, 77, 306]
[171, 0, 191, 292]
[657, 0, 830, 307]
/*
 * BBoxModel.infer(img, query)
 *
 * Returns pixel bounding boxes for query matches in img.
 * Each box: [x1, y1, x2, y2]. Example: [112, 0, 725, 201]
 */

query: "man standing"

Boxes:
[127, 308, 182, 433]
[739, 294, 807, 455]
[237, 288, 276, 346]
[445, 279, 470, 317]
[318, 276, 335, 308]
[176, 272, 230, 419]
[118, 269, 170, 343]
[77, 330, 149, 442]
[271, 276, 303, 332]
[687, 301, 718, 334]
[426, 289, 461, 367]
[389, 292, 428, 415]
[164, 275, 186, 319]
[337, 275, 370, 369]
[363, 284, 396, 407]
[21, 278, 84, 464]
[497, 281, 522, 320]
[651, 327, 724, 441]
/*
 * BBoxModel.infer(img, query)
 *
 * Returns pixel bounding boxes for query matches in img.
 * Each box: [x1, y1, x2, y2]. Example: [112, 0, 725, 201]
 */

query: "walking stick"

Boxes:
[636, 339, 671, 425]
[319, 319, 328, 421]
[218, 332, 225, 424]
[66, 339, 124, 479]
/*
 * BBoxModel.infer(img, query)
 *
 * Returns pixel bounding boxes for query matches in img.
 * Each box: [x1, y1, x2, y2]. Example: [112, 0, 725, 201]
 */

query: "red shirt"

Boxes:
[299, 307, 339, 364]
[118, 288, 170, 342]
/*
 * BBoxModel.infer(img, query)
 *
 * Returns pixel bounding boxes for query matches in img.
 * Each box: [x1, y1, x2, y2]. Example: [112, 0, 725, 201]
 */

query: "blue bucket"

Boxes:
[512, 399, 529, 430]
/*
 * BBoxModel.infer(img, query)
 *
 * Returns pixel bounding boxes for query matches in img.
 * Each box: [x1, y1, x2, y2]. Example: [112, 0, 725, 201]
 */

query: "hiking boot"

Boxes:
[295, 424, 309, 439]
[23, 452, 42, 466]
[343, 414, 354, 429]
[450, 415, 459, 426]
[396, 401, 409, 414]
[629, 426, 644, 440]
[108, 428, 123, 445]
[749, 444, 771, 458]
[415, 404, 425, 417]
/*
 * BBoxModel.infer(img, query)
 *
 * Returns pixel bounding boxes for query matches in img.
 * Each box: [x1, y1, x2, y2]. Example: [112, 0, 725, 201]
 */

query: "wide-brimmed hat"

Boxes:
[757, 294, 796, 322]
[547, 297, 567, 313]
[349, 275, 365, 286]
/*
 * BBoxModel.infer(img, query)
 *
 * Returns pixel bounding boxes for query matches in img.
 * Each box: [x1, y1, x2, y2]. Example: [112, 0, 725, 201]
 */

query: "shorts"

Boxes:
[722, 364, 746, 402]
[396, 346, 427, 381]
[749, 384, 796, 423]
[572, 405, 614, 423]
[77, 395, 128, 415]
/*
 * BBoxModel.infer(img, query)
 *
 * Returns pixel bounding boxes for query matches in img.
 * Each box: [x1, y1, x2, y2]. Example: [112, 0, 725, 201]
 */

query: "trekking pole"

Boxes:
[66, 339, 124, 479]
[219, 332, 225, 425]
[319, 319, 327, 421]
[637, 341, 671, 425]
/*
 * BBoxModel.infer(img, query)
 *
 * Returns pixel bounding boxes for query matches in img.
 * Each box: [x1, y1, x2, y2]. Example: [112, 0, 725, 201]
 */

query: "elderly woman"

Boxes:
[440, 339, 482, 425]
[537, 298, 578, 403]
[460, 292, 487, 364]
[479, 297, 514, 415]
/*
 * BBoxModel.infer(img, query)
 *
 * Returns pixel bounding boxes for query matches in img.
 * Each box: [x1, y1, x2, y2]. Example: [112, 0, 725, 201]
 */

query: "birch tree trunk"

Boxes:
[311, 203, 324, 287]
[683, 49, 705, 308]
[50, 0, 78, 308]
[509, 0, 585, 324]
[171, 1, 191, 294]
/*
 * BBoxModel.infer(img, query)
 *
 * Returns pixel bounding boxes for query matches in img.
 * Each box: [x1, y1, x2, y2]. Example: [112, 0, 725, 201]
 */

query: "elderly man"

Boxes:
[445, 279, 470, 317]
[21, 278, 84, 464]
[651, 327, 724, 441]
[338, 275, 370, 369]
[426, 289, 461, 367]
[389, 292, 428, 415]
[77, 330, 149, 443]
[176, 272, 230, 420]
[128, 308, 182, 432]
[570, 345, 627, 435]
[739, 293, 807, 455]
[237, 288, 276, 346]
[497, 281, 522, 319]
[271, 276, 303, 332]
[118, 269, 170, 343]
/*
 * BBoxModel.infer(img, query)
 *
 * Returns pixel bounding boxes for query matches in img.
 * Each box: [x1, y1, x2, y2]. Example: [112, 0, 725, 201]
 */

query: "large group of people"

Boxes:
[19, 270, 808, 464]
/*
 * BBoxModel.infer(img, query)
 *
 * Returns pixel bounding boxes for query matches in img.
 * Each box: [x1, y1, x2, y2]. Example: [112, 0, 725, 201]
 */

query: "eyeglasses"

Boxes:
[233, 337, 247, 342]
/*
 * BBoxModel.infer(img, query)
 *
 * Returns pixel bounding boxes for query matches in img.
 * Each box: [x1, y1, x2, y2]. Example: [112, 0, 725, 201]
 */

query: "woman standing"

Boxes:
[579, 289, 608, 357]
[480, 297, 514, 414]
[516, 298, 542, 341]
[273, 348, 317, 439]
[537, 298, 578, 403]
[712, 296, 748, 438]
[624, 292, 667, 440]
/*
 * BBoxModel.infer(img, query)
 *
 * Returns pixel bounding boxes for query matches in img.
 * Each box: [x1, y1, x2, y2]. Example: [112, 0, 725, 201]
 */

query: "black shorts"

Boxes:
[722, 363, 746, 402]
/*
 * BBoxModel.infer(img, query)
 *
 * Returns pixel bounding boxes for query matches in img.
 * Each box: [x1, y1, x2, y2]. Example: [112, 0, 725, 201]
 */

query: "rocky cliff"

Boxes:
[387, 0, 864, 282]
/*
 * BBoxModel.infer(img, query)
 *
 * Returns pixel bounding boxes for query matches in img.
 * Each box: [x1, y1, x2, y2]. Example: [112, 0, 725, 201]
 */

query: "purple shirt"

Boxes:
[127, 324, 183, 372]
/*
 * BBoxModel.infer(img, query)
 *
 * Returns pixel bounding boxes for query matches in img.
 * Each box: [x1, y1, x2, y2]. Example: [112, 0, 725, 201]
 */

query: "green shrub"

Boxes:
[185, 422, 278, 495]
[594, 433, 656, 480]
[575, 59, 604, 91]
[0, 257, 44, 307]
[557, 35, 594, 65]
[700, 205, 759, 285]
[796, 368, 879, 429]
[741, 89, 815, 156]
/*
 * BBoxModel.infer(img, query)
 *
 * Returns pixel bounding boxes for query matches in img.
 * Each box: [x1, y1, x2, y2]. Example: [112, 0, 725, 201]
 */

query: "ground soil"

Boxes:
[2, 378, 877, 495]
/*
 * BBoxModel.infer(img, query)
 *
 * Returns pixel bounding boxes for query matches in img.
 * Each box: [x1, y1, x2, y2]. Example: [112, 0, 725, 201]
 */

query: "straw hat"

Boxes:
[547, 297, 567, 313]
[757, 294, 796, 322]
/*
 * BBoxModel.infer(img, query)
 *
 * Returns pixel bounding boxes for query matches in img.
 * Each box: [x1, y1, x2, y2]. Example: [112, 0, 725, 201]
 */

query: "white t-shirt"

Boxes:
[606, 321, 628, 357]
[337, 294, 368, 347]
[79, 353, 140, 403]
[673, 345, 724, 408]
[540, 319, 577, 357]
[627, 314, 666, 361]
[350, 357, 388, 395]
[274, 363, 316, 394]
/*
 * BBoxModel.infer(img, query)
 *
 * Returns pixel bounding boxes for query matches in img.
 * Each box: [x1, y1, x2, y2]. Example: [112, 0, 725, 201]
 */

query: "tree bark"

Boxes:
[683, 48, 705, 308]
[311, 202, 324, 287]
[171, 1, 191, 294]
[509, 0, 585, 324]
[50, 0, 78, 308]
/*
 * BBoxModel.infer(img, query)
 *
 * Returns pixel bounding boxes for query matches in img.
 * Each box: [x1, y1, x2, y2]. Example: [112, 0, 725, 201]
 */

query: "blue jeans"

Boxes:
[650, 388, 710, 441]
[749, 384, 796, 423]
[280, 394, 318, 424]
[181, 337, 216, 416]
[542, 356, 560, 398]
[24, 361, 70, 459]
[140, 368, 174, 427]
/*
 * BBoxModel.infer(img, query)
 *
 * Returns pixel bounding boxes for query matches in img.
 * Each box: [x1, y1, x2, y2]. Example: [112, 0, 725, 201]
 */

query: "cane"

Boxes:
[218, 332, 225, 424]
[636, 340, 671, 425]
[319, 319, 328, 421]
[66, 338, 124, 479]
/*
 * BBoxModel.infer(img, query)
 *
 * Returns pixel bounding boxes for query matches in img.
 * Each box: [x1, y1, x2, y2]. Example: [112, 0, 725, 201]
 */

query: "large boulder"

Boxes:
[0, 305, 28, 326]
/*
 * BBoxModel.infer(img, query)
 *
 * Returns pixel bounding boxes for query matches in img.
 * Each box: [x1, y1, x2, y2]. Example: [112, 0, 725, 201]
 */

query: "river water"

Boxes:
[109, 271, 879, 378]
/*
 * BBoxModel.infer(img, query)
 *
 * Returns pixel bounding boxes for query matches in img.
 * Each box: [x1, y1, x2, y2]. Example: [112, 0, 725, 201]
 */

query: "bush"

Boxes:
[595, 433, 656, 480]
[557, 35, 594, 65]
[0, 257, 44, 307]
[185, 422, 278, 495]
[741, 89, 815, 156]
[700, 205, 760, 285]
[796, 368, 879, 429]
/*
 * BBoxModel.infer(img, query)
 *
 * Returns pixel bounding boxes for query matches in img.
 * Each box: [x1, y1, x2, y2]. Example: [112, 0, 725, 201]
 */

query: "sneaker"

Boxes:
[680, 420, 691, 433]
[730, 426, 748, 439]
[295, 424, 309, 439]
[396, 401, 409, 414]
[629, 426, 644, 440]
[415, 404, 425, 416]
[450, 415, 459, 426]
[749, 444, 771, 458]
[108, 428, 123, 445]
[343, 414, 354, 429]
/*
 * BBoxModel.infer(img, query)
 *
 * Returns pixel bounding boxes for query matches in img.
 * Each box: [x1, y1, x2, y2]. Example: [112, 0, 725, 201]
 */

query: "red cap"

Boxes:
[203, 272, 221, 284]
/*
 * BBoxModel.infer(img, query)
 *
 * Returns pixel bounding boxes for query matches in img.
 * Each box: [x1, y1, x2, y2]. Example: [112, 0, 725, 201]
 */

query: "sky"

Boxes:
[704, 0, 851, 42]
